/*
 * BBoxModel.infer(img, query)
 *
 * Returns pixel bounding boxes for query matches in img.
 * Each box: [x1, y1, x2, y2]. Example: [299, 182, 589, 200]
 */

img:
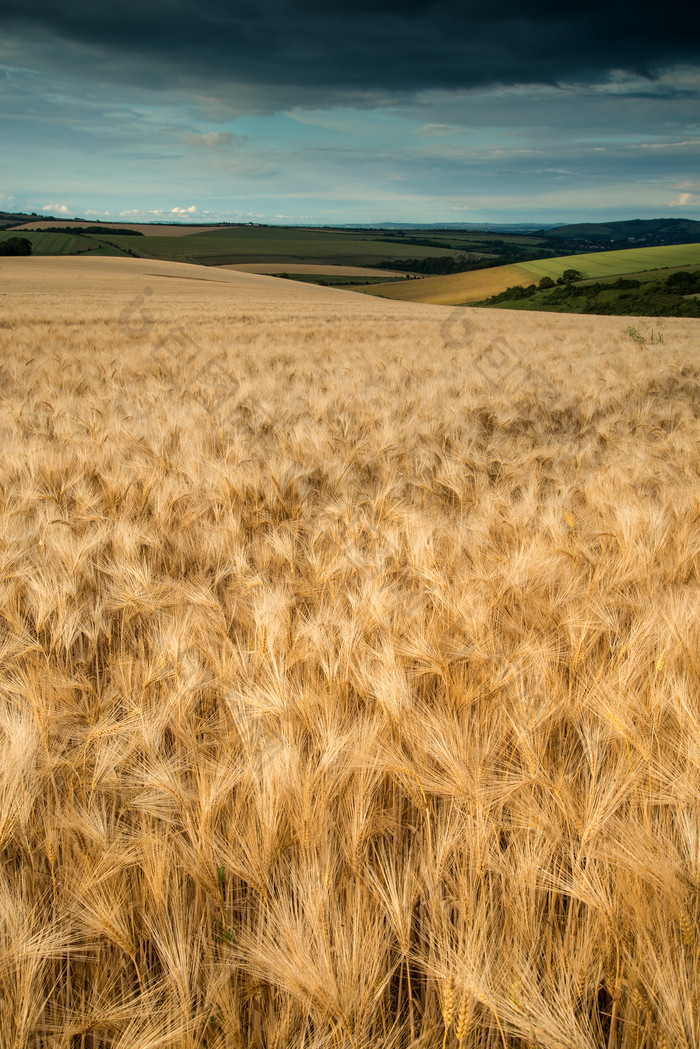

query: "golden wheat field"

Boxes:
[360, 265, 536, 306]
[1, 255, 700, 1049]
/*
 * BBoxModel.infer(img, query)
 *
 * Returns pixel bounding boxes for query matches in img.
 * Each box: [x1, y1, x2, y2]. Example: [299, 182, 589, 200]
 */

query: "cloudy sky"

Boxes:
[1, 1, 699, 224]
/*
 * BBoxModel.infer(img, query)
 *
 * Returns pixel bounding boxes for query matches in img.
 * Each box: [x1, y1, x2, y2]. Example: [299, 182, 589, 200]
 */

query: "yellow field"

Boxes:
[1, 256, 699, 1049]
[360, 263, 535, 304]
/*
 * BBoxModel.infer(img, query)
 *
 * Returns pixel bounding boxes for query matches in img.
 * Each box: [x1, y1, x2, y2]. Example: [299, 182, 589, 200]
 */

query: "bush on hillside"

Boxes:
[0, 237, 32, 256]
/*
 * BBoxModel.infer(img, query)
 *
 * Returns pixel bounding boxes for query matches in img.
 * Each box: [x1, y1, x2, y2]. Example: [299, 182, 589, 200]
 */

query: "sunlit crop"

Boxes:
[1, 257, 699, 1048]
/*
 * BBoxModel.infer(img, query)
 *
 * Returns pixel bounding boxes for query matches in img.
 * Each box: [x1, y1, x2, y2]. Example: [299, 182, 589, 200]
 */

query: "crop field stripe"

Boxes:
[580, 262, 700, 285]
[520, 242, 700, 279]
[104, 229, 468, 265]
[360, 264, 536, 305]
[0, 230, 80, 252]
[361, 243, 700, 306]
[0, 229, 135, 256]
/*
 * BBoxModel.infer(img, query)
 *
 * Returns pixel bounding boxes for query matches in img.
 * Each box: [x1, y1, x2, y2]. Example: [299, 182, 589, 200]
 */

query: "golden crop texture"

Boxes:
[0, 258, 699, 1049]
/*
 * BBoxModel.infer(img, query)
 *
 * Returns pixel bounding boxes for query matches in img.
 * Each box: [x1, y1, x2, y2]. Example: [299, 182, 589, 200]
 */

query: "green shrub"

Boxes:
[0, 236, 32, 256]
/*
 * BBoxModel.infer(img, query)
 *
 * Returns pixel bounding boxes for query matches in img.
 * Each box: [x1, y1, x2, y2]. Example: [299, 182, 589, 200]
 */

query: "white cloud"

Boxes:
[41, 203, 69, 213]
[669, 192, 700, 207]
[85, 209, 110, 216]
[181, 131, 237, 149]
[637, 139, 700, 151]
[417, 123, 454, 137]
[119, 207, 200, 219]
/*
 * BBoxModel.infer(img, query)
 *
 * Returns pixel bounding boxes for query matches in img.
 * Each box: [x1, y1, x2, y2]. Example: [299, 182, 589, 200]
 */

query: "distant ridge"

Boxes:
[541, 217, 700, 244]
[327, 222, 559, 232]
[3, 211, 700, 241]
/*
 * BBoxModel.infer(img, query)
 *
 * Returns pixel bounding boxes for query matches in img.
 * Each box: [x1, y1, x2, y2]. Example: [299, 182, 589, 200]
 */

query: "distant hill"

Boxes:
[542, 217, 700, 246]
[0, 210, 45, 230]
[331, 222, 560, 232]
[4, 211, 700, 287]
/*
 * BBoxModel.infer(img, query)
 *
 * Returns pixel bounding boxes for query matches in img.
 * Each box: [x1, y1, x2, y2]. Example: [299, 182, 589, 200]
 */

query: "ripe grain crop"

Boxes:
[360, 263, 536, 305]
[0, 257, 699, 1049]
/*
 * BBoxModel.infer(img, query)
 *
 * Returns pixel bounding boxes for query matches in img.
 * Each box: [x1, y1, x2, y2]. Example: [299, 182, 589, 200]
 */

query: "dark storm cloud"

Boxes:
[2, 0, 699, 99]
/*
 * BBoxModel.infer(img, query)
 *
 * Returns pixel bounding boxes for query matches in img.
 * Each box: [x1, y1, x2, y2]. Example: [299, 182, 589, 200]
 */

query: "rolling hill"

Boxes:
[0, 229, 135, 257]
[542, 216, 700, 244]
[360, 242, 700, 306]
[100, 226, 470, 267]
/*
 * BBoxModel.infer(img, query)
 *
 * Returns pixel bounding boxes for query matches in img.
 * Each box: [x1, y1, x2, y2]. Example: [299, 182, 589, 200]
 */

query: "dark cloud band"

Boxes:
[2, 0, 699, 96]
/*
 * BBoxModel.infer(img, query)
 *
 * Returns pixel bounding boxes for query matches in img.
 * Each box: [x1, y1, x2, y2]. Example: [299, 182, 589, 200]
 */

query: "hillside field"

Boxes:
[523, 242, 700, 279]
[363, 242, 700, 306]
[0, 229, 133, 257]
[4, 225, 470, 269]
[357, 264, 537, 305]
[1, 256, 699, 1048]
[11, 221, 231, 236]
[221, 263, 410, 276]
[101, 226, 470, 267]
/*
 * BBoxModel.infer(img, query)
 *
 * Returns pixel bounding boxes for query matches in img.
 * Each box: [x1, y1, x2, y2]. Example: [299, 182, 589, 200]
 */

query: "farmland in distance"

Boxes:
[361, 242, 700, 305]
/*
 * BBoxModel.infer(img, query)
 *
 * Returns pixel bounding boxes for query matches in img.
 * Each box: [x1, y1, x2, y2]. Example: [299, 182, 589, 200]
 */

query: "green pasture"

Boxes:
[0, 230, 132, 256]
[578, 261, 700, 285]
[105, 227, 472, 267]
[521, 243, 700, 281]
[0, 231, 87, 253]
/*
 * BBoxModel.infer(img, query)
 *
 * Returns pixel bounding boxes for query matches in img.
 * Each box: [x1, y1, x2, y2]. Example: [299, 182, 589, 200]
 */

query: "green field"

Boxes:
[0, 230, 133, 256]
[0, 222, 555, 271]
[521, 242, 700, 280]
[9, 226, 700, 307]
[272, 272, 406, 287]
[105, 226, 470, 267]
[577, 262, 700, 285]
[362, 243, 700, 306]
[2, 225, 508, 269]
[361, 230, 546, 249]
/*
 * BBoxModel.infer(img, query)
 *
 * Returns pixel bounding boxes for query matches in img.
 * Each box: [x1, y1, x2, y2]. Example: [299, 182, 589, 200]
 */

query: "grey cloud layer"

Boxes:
[2, 0, 699, 100]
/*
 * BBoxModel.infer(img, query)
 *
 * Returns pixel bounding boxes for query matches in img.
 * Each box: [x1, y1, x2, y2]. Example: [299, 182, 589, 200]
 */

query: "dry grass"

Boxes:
[1, 256, 700, 1049]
